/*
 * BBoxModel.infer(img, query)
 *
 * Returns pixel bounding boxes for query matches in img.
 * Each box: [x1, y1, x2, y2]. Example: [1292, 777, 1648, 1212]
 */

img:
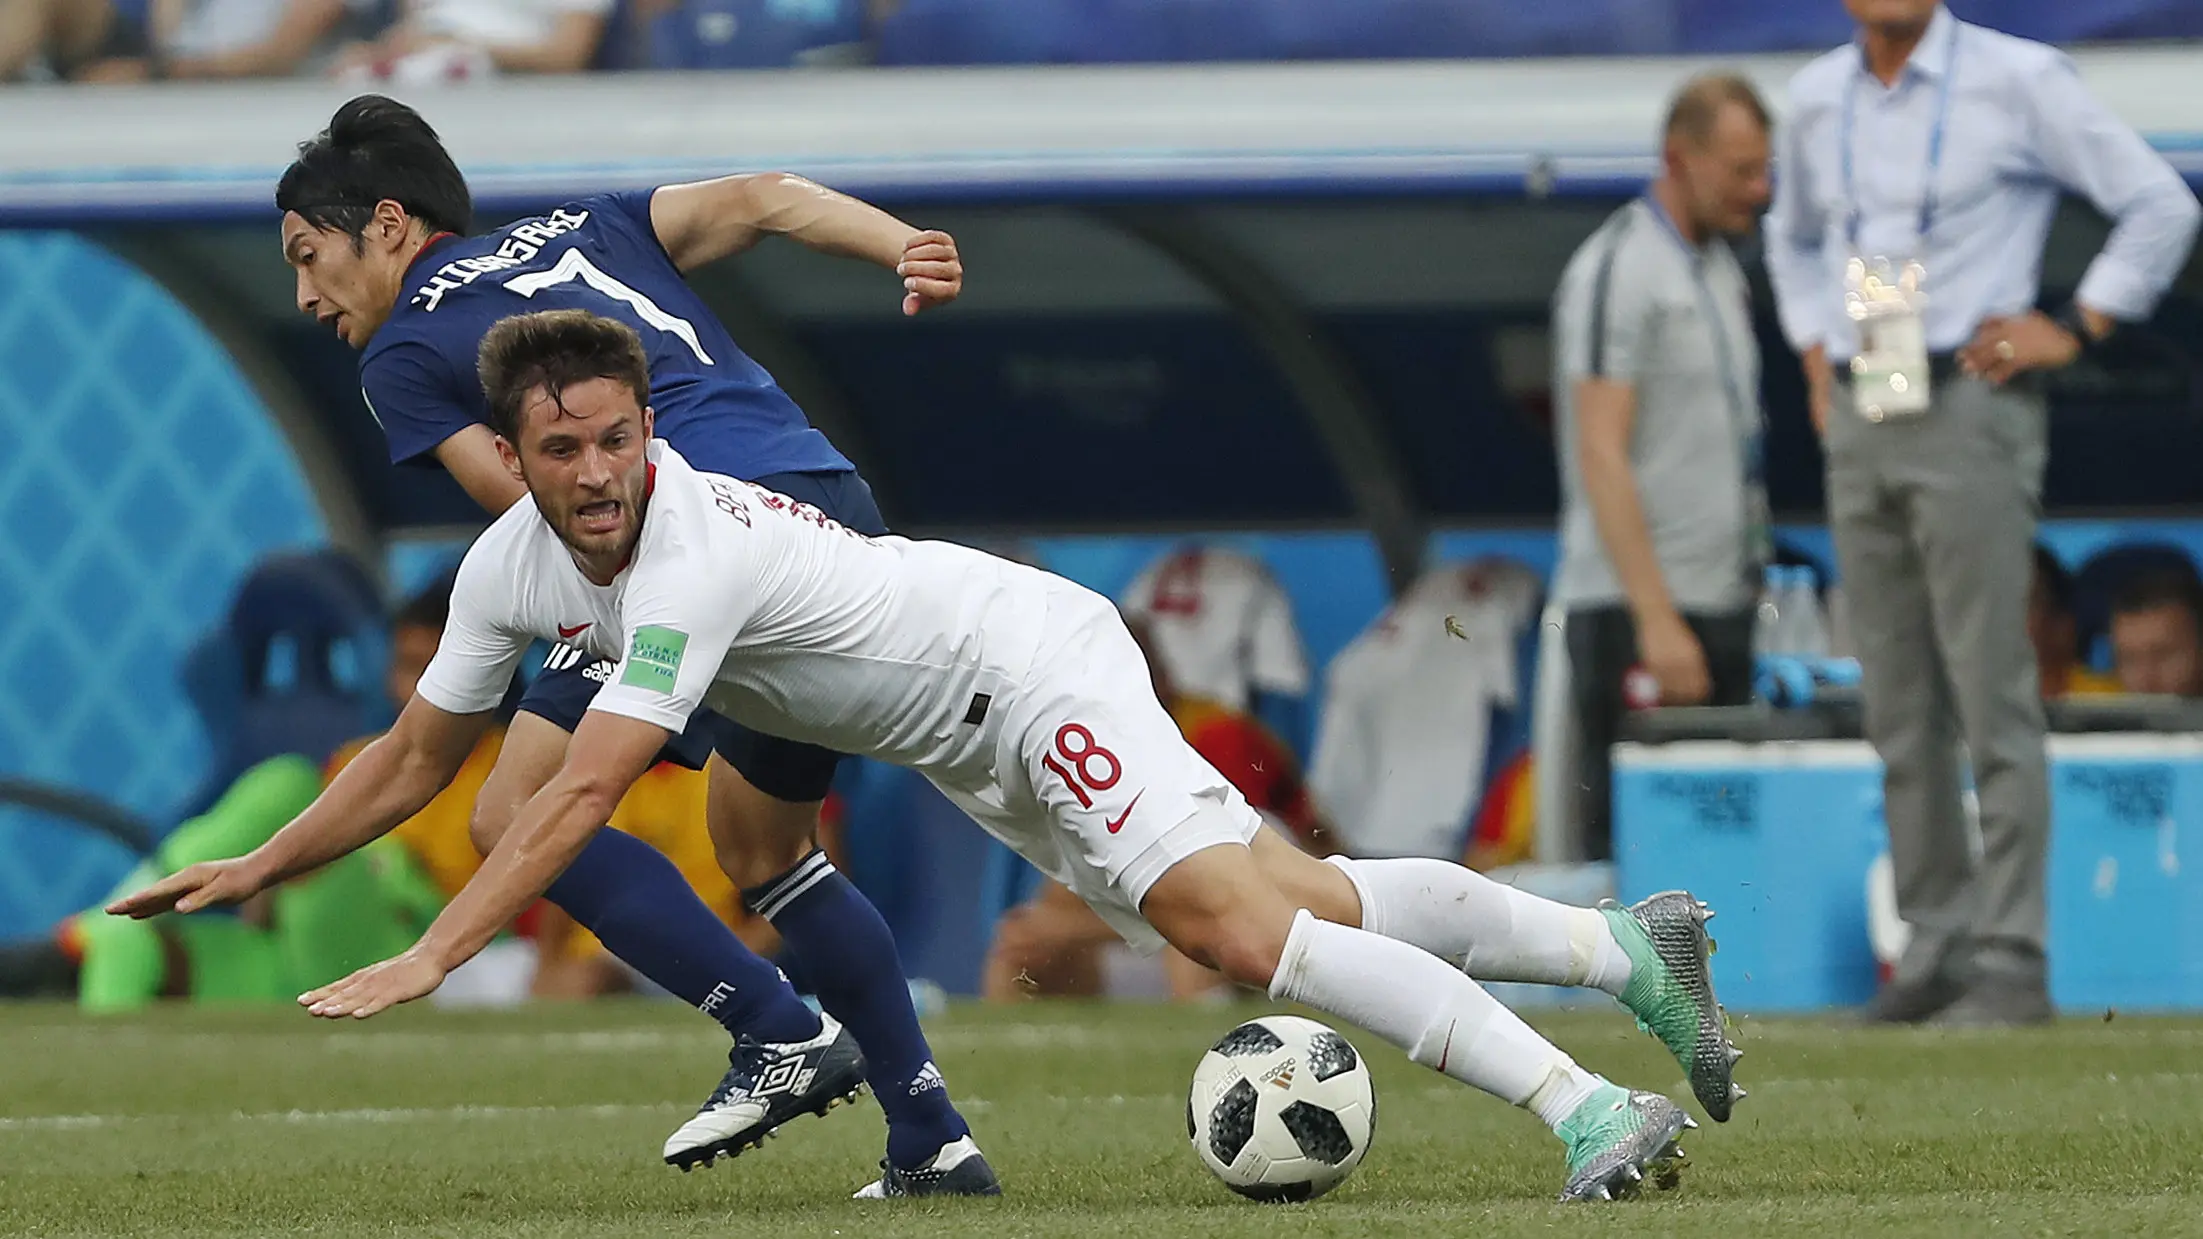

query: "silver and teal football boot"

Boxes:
[1556, 1081, 1695, 1202]
[1600, 890, 1746, 1121]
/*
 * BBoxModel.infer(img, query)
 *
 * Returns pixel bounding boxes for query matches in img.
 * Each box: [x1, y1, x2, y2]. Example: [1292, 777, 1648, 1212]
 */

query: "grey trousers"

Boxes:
[1824, 372, 2051, 978]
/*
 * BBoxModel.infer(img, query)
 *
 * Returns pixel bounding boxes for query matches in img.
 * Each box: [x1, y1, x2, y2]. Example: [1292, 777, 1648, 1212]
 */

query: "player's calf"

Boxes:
[718, 763, 992, 1189]
[703, 759, 820, 888]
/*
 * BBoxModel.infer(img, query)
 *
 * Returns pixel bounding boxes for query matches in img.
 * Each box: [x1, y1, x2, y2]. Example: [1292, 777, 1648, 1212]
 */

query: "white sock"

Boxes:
[1267, 909, 1603, 1131]
[1328, 856, 1632, 996]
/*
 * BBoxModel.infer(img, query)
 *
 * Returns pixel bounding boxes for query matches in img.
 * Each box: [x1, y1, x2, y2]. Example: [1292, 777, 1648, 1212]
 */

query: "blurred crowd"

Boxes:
[0, 0, 893, 84]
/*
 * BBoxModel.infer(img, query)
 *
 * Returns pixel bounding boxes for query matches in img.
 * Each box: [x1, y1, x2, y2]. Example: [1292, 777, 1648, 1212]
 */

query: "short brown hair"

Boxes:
[476, 309, 651, 444]
[1663, 72, 1771, 146]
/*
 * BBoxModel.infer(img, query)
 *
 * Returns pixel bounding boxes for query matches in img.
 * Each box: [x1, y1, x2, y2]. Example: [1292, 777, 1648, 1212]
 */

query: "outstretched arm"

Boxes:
[299, 709, 668, 1017]
[106, 696, 491, 918]
[647, 174, 962, 315]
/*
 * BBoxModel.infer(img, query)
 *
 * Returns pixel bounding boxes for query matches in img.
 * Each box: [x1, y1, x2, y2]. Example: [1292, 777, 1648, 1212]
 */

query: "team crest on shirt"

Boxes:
[621, 625, 688, 692]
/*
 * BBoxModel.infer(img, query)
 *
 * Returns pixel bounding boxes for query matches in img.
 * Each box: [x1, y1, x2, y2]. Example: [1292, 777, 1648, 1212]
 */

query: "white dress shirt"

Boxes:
[1765, 4, 2200, 359]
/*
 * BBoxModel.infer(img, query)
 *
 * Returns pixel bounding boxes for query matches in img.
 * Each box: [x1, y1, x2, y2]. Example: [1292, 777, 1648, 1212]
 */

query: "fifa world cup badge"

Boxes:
[1845, 256, 1932, 423]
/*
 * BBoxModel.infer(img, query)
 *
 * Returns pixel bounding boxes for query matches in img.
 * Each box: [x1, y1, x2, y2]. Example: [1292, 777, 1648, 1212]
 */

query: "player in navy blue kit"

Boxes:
[270, 96, 993, 1197]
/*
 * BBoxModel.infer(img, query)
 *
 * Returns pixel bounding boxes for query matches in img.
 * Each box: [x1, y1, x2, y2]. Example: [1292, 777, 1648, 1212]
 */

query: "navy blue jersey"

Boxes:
[359, 190, 850, 482]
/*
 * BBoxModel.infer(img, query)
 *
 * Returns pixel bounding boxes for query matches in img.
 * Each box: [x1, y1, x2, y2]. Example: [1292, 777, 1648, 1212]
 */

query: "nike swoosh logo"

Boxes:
[557, 623, 591, 639]
[1105, 790, 1144, 835]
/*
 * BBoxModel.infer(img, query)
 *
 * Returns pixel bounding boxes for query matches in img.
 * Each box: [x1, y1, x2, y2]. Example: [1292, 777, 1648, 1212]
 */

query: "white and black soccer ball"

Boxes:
[1187, 1015, 1375, 1202]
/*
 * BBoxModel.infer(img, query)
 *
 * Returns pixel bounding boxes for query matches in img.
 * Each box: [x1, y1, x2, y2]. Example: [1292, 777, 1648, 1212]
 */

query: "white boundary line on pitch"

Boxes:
[304, 1023, 1133, 1055]
[0, 1103, 681, 1132]
[0, 1091, 1266, 1133]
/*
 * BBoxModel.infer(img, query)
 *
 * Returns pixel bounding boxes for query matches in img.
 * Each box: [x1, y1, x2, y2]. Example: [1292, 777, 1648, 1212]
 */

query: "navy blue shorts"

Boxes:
[517, 468, 887, 803]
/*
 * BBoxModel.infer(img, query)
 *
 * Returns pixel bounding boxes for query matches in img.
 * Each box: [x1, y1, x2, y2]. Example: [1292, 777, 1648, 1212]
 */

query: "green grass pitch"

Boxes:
[4, 998, 2202, 1237]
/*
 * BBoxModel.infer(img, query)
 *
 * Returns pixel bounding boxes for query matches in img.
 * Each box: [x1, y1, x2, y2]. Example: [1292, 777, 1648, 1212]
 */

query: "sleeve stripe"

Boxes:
[1586, 211, 1636, 379]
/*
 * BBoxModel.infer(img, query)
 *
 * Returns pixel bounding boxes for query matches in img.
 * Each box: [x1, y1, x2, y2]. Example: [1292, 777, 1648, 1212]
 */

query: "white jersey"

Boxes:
[1120, 547, 1310, 711]
[418, 441, 1075, 789]
[420, 441, 1267, 951]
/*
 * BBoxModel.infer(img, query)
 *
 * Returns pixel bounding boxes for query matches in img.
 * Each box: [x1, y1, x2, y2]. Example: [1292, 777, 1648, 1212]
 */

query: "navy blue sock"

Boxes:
[747, 851, 969, 1168]
[546, 828, 819, 1045]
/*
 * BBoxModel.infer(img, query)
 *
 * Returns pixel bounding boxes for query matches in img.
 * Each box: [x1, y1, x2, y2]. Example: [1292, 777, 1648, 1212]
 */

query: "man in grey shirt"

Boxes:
[1767, 1, 2198, 1025]
[1552, 73, 1775, 861]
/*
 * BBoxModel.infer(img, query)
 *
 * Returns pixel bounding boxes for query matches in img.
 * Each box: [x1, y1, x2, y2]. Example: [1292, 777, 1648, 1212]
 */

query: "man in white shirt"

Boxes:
[335, 0, 610, 79]
[112, 309, 1744, 1203]
[1765, 0, 2199, 1026]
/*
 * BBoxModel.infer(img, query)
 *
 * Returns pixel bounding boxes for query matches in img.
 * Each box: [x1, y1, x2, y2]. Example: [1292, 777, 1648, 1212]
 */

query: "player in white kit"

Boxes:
[113, 310, 1743, 1202]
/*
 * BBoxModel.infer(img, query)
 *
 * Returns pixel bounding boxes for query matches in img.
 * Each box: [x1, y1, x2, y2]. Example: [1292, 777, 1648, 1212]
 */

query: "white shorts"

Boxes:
[932, 595, 1262, 953]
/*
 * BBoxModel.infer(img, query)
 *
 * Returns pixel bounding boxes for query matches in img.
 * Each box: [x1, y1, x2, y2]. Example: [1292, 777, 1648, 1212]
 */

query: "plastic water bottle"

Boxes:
[1825, 584, 1854, 659]
[1753, 565, 1786, 658]
[1783, 569, 1831, 658]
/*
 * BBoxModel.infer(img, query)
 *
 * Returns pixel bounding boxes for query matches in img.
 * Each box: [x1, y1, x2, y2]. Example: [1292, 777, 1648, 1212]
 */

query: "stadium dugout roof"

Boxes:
[7, 52, 2203, 580]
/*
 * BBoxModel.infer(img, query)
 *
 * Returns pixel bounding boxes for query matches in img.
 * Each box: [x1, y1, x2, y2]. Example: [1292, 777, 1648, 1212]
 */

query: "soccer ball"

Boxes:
[1187, 1015, 1375, 1202]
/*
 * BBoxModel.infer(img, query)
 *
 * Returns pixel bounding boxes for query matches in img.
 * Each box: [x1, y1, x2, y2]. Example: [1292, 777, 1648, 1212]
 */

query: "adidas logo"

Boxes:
[908, 1061, 947, 1096]
[1260, 1059, 1298, 1089]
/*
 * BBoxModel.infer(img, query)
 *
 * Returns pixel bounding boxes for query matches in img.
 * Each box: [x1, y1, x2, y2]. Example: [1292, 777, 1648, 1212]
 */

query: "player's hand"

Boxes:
[898, 230, 961, 316]
[1959, 312, 2080, 386]
[300, 948, 448, 1020]
[104, 858, 269, 919]
[1636, 608, 1712, 707]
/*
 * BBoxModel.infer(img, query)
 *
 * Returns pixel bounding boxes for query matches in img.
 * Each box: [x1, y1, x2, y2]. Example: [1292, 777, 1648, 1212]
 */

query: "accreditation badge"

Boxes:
[1845, 257, 1932, 422]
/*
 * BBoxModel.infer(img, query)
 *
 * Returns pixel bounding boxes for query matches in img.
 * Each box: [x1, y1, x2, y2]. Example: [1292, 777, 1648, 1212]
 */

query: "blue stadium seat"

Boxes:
[172, 551, 388, 824]
[649, 0, 869, 69]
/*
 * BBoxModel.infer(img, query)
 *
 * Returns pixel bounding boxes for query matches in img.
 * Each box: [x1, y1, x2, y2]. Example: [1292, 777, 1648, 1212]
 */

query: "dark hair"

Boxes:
[477, 309, 652, 444]
[393, 566, 457, 633]
[2032, 542, 2074, 614]
[2114, 564, 2203, 628]
[275, 95, 472, 241]
[1664, 72, 1772, 146]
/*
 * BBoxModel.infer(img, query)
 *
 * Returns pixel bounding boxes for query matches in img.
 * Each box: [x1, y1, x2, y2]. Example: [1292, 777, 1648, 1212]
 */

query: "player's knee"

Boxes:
[467, 796, 514, 856]
[710, 811, 816, 889]
[705, 762, 825, 888]
[1156, 895, 1289, 990]
[1199, 917, 1290, 991]
[1253, 832, 1363, 926]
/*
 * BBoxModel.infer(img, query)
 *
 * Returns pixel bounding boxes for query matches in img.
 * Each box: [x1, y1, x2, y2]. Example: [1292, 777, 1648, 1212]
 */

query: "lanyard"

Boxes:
[1841, 17, 1961, 256]
[1641, 197, 1762, 481]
